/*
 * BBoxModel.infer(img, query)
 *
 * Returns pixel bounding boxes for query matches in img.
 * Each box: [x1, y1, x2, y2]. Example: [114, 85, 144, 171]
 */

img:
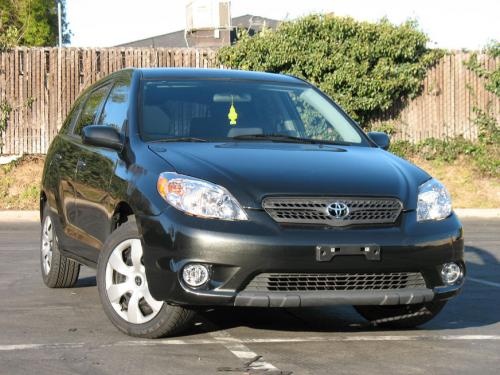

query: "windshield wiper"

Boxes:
[149, 137, 207, 143]
[231, 133, 352, 146]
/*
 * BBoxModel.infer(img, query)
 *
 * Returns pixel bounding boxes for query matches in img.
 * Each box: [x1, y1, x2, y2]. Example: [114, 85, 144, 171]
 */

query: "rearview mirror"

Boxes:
[367, 131, 390, 150]
[82, 125, 123, 151]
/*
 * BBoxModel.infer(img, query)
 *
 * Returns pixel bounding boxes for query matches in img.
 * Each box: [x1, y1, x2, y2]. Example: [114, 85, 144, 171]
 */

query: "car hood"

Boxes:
[149, 142, 430, 210]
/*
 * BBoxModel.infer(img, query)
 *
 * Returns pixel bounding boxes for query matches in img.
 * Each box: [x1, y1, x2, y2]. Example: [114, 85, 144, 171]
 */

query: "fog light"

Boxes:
[182, 264, 209, 287]
[441, 262, 462, 285]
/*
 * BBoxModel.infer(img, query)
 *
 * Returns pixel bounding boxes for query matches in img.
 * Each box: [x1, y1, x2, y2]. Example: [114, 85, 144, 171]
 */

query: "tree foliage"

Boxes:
[218, 14, 441, 125]
[0, 0, 70, 50]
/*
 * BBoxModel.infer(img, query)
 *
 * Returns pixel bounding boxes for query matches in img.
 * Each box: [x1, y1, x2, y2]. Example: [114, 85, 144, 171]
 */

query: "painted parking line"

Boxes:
[0, 342, 85, 351]
[468, 277, 500, 288]
[209, 329, 280, 372]
[2, 335, 500, 352]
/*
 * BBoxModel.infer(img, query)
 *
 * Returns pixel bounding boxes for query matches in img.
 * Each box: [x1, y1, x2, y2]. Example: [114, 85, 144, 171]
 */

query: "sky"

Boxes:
[66, 0, 499, 50]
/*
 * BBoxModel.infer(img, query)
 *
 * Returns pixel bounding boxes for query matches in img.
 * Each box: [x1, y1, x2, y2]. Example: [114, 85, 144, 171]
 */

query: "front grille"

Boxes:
[262, 197, 403, 227]
[244, 272, 426, 292]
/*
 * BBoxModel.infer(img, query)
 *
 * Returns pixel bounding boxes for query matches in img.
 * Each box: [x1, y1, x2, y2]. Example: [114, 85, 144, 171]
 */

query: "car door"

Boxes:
[64, 82, 113, 261]
[46, 93, 87, 253]
[73, 74, 131, 260]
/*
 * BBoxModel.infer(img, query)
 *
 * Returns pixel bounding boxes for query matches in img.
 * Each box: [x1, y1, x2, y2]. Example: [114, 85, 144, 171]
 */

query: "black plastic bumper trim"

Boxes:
[234, 288, 436, 307]
[432, 281, 464, 300]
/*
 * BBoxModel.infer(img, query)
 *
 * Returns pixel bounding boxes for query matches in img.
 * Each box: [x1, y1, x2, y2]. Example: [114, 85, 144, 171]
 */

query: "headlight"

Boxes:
[157, 172, 248, 221]
[416, 178, 452, 221]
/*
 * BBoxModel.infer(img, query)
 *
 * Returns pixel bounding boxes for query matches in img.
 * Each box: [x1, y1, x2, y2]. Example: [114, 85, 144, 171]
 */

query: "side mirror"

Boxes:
[367, 131, 390, 150]
[82, 125, 124, 151]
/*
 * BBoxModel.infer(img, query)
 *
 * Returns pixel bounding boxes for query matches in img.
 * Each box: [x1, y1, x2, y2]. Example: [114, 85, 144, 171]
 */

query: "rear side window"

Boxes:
[98, 80, 130, 132]
[60, 94, 86, 135]
[73, 84, 111, 136]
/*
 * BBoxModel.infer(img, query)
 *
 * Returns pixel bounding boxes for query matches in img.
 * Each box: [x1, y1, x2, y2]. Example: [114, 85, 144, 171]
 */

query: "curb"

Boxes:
[0, 154, 22, 165]
[0, 209, 499, 222]
[0, 211, 39, 222]
[453, 209, 500, 218]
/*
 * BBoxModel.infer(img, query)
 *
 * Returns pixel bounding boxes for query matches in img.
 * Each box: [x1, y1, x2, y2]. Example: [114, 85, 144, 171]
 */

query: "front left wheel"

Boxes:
[97, 218, 195, 338]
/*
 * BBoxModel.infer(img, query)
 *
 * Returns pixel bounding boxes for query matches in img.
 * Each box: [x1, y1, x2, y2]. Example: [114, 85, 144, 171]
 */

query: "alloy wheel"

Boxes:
[41, 216, 54, 274]
[105, 239, 164, 324]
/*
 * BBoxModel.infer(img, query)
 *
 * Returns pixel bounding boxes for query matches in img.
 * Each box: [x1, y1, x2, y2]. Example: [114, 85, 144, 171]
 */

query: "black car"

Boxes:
[40, 68, 465, 338]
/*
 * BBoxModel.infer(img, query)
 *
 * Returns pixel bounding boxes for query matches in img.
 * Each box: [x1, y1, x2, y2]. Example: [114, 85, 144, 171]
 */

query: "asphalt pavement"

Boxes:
[0, 218, 499, 374]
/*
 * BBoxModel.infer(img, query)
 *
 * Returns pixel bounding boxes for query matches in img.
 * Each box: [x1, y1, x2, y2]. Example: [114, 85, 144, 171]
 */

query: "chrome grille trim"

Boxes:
[244, 272, 426, 292]
[262, 197, 403, 226]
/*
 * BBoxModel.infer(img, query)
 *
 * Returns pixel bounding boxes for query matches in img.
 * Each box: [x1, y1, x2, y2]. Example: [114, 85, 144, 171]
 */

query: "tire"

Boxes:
[40, 205, 80, 288]
[97, 218, 195, 338]
[354, 300, 447, 329]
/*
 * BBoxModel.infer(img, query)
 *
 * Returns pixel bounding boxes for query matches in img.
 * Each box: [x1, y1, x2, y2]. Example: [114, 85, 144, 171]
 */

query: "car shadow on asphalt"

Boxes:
[74, 276, 97, 288]
[431, 245, 500, 330]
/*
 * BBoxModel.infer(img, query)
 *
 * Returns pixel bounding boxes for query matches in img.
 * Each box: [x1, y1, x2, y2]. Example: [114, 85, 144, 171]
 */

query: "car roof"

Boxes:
[134, 68, 304, 84]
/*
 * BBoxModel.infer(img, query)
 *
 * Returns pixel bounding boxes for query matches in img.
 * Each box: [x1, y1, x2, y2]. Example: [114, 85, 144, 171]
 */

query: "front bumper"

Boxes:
[138, 208, 465, 307]
[234, 285, 464, 307]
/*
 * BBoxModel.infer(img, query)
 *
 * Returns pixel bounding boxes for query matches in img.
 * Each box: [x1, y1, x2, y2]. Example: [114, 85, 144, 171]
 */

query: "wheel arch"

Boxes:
[40, 190, 48, 222]
[111, 201, 135, 231]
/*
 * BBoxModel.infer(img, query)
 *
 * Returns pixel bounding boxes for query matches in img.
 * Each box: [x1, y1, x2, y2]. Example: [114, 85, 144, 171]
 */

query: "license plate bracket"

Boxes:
[316, 245, 381, 262]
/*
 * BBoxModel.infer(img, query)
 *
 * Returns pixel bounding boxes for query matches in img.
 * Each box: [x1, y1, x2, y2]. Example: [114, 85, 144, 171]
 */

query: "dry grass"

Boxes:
[0, 156, 44, 210]
[0, 155, 498, 210]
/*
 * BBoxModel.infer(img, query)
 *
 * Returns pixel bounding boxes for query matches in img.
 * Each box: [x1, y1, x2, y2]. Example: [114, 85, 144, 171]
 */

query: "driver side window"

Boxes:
[98, 78, 130, 132]
[73, 84, 111, 136]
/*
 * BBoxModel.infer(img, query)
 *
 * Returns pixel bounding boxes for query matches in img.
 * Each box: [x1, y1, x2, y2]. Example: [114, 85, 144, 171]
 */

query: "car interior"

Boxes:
[140, 82, 307, 140]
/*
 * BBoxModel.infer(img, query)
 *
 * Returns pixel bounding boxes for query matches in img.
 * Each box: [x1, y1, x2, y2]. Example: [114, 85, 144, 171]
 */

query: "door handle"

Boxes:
[76, 159, 87, 170]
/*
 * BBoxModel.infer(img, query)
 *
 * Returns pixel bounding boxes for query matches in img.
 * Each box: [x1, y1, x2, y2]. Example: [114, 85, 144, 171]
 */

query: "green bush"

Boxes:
[457, 41, 500, 177]
[388, 140, 416, 159]
[218, 14, 441, 125]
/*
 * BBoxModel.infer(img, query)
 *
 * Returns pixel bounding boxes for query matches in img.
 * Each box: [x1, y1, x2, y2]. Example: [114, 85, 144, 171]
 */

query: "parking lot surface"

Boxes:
[0, 218, 499, 374]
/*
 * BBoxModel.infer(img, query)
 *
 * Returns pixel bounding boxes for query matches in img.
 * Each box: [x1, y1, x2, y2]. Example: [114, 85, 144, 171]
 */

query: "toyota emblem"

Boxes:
[327, 201, 350, 219]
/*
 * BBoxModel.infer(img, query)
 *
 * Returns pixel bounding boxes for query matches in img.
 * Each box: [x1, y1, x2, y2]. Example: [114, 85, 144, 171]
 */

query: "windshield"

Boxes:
[140, 79, 366, 145]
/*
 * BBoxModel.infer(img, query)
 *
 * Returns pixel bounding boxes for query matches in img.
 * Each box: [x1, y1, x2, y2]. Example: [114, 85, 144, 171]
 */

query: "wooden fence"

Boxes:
[370, 53, 500, 141]
[0, 48, 218, 155]
[0, 48, 498, 155]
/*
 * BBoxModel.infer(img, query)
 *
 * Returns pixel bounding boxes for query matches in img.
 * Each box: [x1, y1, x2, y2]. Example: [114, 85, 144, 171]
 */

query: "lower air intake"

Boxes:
[244, 272, 426, 292]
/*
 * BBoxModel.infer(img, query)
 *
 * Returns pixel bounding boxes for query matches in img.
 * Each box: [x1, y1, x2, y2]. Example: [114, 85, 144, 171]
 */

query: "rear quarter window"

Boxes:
[60, 94, 86, 135]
